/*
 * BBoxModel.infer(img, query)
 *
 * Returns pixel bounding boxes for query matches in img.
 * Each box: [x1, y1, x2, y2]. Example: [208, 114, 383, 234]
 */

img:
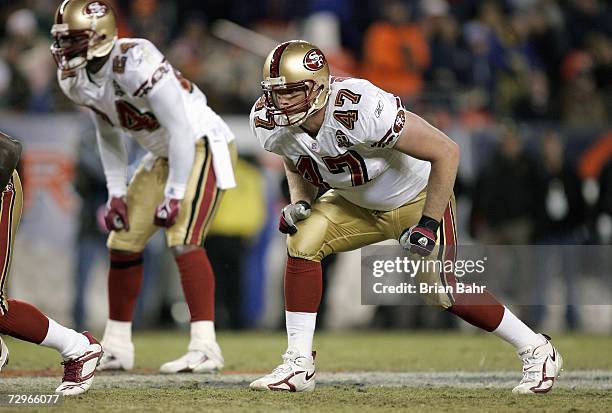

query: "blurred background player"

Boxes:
[0, 130, 102, 395]
[51, 0, 236, 373]
[249, 40, 562, 394]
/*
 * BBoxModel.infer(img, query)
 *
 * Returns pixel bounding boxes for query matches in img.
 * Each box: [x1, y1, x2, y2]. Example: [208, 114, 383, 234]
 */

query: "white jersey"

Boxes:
[58, 38, 235, 195]
[250, 77, 430, 211]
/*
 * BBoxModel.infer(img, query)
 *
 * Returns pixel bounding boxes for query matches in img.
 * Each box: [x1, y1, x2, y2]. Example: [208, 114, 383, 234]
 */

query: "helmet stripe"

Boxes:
[57, 0, 71, 23]
[270, 41, 291, 78]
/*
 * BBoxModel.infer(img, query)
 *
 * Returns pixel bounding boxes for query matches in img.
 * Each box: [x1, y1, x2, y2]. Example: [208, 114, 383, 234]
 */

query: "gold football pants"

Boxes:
[108, 139, 236, 252]
[287, 189, 458, 308]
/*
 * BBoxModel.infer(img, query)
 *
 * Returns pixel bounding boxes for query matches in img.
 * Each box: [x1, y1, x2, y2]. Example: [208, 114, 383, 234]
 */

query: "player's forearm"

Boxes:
[421, 147, 459, 222]
[96, 128, 128, 197]
[285, 165, 318, 204]
[165, 136, 194, 199]
[147, 78, 195, 199]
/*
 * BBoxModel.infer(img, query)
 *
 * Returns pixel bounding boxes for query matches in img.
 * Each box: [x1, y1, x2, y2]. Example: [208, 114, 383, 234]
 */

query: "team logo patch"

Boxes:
[83, 1, 109, 18]
[335, 130, 352, 148]
[3, 182, 13, 193]
[393, 110, 406, 134]
[303, 49, 326, 71]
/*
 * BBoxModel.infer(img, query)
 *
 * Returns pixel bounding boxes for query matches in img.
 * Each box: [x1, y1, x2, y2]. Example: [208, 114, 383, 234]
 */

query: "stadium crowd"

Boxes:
[0, 0, 610, 331]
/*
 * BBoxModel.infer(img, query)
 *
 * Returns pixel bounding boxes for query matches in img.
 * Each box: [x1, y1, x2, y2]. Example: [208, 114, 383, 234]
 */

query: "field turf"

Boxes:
[1, 331, 611, 412]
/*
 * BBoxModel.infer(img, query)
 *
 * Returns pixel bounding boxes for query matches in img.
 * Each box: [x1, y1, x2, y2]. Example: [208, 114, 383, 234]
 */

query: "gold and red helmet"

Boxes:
[50, 0, 117, 70]
[262, 40, 330, 126]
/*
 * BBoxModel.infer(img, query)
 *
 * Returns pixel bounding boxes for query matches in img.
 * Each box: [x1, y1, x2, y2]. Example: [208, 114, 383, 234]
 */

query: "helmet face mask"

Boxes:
[261, 40, 330, 127]
[50, 0, 118, 71]
[262, 79, 324, 126]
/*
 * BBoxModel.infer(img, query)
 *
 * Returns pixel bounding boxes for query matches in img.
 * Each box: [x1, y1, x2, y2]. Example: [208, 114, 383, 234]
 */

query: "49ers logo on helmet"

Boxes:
[83, 1, 108, 18]
[303, 49, 326, 71]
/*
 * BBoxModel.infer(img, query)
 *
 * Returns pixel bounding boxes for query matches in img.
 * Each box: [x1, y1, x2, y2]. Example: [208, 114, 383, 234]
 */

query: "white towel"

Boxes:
[206, 127, 236, 190]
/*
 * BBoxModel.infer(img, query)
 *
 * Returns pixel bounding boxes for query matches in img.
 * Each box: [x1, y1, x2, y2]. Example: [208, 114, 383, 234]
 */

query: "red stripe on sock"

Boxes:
[285, 257, 322, 313]
[175, 248, 215, 321]
[0, 299, 49, 344]
[108, 250, 144, 321]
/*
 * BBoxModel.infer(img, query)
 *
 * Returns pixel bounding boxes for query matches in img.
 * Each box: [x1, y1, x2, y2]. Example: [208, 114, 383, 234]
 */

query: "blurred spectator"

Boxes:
[531, 131, 586, 329]
[585, 33, 612, 113]
[361, 0, 430, 102]
[423, 3, 472, 108]
[127, 0, 177, 50]
[563, 0, 612, 49]
[512, 69, 558, 122]
[533, 131, 587, 242]
[598, 160, 612, 244]
[0, 8, 55, 112]
[560, 53, 607, 128]
[471, 121, 538, 244]
[167, 15, 262, 113]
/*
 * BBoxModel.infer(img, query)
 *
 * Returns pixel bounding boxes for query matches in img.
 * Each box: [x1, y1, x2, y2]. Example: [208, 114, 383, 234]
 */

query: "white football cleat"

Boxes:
[97, 339, 134, 371]
[0, 336, 8, 372]
[512, 334, 563, 394]
[250, 348, 316, 392]
[55, 332, 103, 396]
[159, 341, 224, 374]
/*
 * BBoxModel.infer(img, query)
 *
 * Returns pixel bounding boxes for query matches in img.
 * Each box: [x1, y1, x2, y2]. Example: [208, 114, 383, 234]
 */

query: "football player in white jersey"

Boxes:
[0, 131, 103, 396]
[51, 0, 236, 374]
[249, 40, 563, 394]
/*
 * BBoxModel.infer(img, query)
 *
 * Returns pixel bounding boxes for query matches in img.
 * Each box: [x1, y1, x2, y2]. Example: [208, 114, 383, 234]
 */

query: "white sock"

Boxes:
[286, 311, 317, 358]
[188, 320, 216, 351]
[40, 318, 89, 360]
[102, 319, 132, 347]
[493, 307, 546, 349]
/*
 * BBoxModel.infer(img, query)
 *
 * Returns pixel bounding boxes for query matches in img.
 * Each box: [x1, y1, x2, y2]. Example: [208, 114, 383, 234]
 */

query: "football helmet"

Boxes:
[262, 40, 330, 126]
[50, 0, 118, 70]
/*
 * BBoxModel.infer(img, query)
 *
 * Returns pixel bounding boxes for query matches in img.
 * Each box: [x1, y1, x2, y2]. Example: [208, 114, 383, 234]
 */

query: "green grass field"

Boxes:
[2, 331, 612, 412]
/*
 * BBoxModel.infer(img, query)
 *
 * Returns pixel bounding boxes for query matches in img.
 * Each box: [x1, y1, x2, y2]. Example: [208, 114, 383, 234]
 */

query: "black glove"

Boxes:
[399, 215, 439, 256]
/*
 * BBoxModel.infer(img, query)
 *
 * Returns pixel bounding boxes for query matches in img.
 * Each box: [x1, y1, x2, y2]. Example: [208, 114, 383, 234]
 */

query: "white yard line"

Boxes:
[3, 371, 612, 392]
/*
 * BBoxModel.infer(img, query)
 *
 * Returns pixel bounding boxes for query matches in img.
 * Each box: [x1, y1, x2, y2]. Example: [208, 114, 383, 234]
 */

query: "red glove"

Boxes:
[154, 197, 180, 227]
[104, 196, 129, 231]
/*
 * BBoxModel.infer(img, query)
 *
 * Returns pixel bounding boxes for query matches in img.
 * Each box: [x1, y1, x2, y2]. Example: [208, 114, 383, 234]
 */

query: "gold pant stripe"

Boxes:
[0, 172, 22, 315]
[108, 139, 233, 252]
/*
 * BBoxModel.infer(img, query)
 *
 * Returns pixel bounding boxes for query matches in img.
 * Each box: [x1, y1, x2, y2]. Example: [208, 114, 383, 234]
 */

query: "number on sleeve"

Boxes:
[335, 89, 361, 106]
[333, 110, 358, 130]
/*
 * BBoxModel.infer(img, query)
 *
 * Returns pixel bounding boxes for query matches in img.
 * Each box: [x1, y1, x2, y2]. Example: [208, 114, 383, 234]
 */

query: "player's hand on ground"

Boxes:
[279, 201, 311, 234]
[399, 216, 439, 256]
[104, 196, 130, 231]
[154, 197, 180, 227]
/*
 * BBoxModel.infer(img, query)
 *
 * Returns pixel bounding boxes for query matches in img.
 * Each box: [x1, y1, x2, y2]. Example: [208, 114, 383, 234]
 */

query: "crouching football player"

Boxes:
[0, 131, 103, 395]
[51, 0, 236, 373]
[249, 40, 563, 394]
